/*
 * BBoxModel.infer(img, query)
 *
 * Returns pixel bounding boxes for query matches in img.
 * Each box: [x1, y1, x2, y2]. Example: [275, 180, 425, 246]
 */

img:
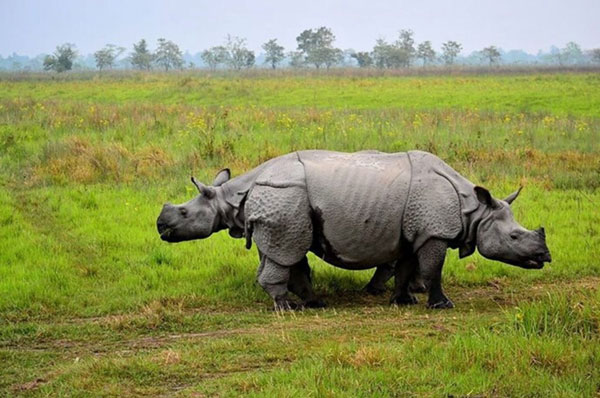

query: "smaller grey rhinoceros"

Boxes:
[156, 150, 551, 310]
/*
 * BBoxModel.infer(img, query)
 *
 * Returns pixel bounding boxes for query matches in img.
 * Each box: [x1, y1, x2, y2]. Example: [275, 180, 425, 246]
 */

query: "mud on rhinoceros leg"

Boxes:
[417, 239, 454, 309]
[287, 257, 326, 308]
[390, 254, 419, 305]
[257, 254, 298, 311]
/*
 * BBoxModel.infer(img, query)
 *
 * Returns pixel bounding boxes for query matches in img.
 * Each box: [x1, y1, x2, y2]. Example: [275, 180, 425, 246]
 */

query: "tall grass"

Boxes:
[2, 99, 598, 189]
[2, 65, 600, 82]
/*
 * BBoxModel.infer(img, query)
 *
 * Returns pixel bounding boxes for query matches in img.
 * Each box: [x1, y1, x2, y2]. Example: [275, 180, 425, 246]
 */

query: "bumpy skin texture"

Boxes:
[246, 155, 312, 266]
[157, 149, 551, 309]
[403, 163, 461, 251]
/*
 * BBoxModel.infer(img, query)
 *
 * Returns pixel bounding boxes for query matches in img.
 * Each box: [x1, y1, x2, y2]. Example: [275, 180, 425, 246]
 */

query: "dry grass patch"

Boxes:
[33, 136, 174, 185]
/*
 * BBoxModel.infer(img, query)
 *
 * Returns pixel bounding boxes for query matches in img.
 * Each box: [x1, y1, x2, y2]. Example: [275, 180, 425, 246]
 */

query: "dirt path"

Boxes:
[4, 276, 597, 352]
[3, 276, 599, 396]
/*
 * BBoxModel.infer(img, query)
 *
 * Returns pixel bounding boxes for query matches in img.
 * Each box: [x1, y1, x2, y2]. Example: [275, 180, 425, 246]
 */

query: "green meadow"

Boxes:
[1, 71, 599, 397]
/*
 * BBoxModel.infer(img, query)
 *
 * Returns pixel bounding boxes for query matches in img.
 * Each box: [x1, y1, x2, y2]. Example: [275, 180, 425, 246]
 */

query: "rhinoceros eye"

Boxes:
[510, 232, 519, 240]
[179, 208, 188, 217]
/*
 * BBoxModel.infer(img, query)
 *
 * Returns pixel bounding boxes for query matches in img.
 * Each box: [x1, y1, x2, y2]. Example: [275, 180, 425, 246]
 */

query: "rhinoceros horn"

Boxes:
[191, 176, 216, 198]
[503, 186, 523, 205]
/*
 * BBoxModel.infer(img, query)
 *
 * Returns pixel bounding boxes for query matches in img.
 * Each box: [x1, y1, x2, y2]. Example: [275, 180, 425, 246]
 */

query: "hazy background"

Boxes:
[2, 0, 599, 56]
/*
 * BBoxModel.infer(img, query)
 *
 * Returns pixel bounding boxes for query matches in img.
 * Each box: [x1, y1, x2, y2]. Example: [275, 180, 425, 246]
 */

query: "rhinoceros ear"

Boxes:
[191, 176, 215, 198]
[503, 186, 522, 205]
[474, 186, 499, 209]
[212, 168, 231, 187]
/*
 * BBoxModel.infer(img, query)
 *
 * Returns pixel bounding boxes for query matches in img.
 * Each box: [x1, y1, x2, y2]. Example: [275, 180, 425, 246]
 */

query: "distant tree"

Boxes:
[372, 39, 393, 68]
[296, 27, 341, 69]
[154, 38, 184, 71]
[288, 51, 305, 68]
[547, 46, 564, 65]
[262, 39, 285, 69]
[441, 41, 462, 65]
[480, 46, 501, 65]
[130, 39, 153, 70]
[561, 42, 583, 65]
[94, 44, 124, 71]
[340, 49, 356, 67]
[223, 35, 255, 70]
[396, 29, 415, 67]
[201, 46, 227, 70]
[351, 51, 373, 67]
[323, 48, 343, 69]
[416, 41, 436, 66]
[244, 52, 256, 69]
[43, 43, 77, 73]
[589, 48, 600, 64]
[371, 38, 409, 69]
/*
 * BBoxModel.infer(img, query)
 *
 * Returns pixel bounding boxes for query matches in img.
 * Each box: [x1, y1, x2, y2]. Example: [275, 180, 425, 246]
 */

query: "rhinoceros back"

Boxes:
[299, 150, 411, 268]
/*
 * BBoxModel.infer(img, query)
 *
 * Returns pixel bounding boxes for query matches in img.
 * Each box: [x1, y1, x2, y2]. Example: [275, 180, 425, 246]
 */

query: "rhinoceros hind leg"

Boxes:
[365, 262, 426, 296]
[364, 262, 395, 295]
[257, 255, 298, 311]
[408, 269, 427, 293]
[390, 255, 419, 305]
[417, 239, 454, 309]
[288, 257, 326, 308]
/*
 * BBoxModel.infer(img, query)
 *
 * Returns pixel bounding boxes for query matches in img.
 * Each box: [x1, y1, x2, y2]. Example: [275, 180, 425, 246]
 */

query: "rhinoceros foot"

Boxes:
[427, 297, 454, 309]
[364, 283, 387, 296]
[303, 298, 327, 309]
[273, 297, 300, 311]
[390, 292, 419, 306]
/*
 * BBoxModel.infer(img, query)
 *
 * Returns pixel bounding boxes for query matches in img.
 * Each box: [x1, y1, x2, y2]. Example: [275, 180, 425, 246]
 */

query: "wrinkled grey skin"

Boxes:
[157, 150, 551, 310]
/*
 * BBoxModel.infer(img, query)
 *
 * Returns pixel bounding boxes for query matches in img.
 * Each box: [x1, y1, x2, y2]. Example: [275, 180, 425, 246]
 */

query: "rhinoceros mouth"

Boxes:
[157, 221, 175, 241]
[500, 250, 551, 269]
[517, 253, 551, 269]
[523, 259, 545, 269]
[160, 228, 173, 241]
[501, 257, 547, 269]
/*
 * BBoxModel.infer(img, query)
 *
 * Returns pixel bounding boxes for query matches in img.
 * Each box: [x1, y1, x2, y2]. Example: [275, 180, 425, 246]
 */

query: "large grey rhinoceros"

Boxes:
[156, 150, 551, 309]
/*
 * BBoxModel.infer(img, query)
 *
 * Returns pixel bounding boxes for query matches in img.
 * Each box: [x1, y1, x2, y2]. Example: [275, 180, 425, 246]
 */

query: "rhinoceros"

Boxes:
[156, 150, 551, 309]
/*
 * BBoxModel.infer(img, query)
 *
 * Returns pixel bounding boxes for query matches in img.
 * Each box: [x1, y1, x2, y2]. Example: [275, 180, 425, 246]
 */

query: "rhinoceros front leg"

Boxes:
[257, 254, 297, 310]
[287, 257, 326, 308]
[364, 262, 395, 295]
[417, 239, 454, 309]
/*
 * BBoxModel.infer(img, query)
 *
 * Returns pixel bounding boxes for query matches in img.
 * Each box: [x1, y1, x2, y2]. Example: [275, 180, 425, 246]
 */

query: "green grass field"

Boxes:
[1, 71, 599, 397]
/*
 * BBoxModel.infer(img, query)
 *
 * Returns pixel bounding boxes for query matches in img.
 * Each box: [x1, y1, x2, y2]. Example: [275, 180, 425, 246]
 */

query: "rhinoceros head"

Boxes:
[156, 169, 231, 242]
[474, 186, 552, 269]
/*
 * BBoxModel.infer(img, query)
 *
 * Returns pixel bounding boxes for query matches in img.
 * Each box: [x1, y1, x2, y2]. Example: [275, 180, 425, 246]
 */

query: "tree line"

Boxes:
[37, 27, 600, 73]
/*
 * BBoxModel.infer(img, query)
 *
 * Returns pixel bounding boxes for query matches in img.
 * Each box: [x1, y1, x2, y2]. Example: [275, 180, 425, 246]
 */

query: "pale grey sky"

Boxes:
[1, 0, 598, 56]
